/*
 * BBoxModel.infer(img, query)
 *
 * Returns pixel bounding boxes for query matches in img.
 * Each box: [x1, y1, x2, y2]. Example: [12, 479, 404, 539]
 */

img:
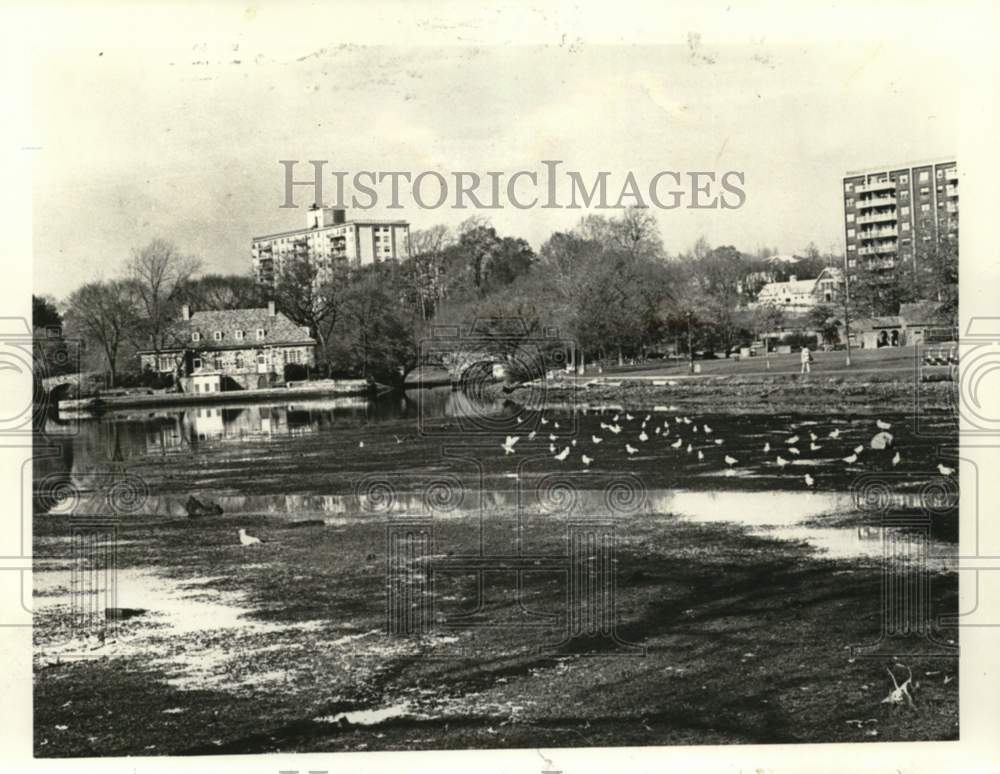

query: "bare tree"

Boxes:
[62, 280, 139, 387]
[128, 239, 201, 352]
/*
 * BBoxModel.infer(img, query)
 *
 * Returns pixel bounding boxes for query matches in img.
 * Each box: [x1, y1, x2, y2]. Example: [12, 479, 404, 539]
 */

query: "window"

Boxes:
[213, 331, 222, 341]
[213, 353, 223, 370]
[235, 330, 244, 340]
[900, 174, 908, 184]
[901, 206, 910, 216]
[900, 189, 909, 199]
[192, 358, 202, 370]
[847, 244, 855, 251]
[921, 203, 931, 213]
[256, 329, 265, 340]
[920, 186, 930, 196]
[848, 258, 857, 268]
[191, 331, 201, 342]
[846, 213, 855, 223]
[846, 197, 854, 208]
[919, 170, 930, 183]
[847, 228, 855, 238]
[844, 182, 853, 192]
[902, 222, 910, 232]
[235, 353, 244, 369]
[936, 169, 944, 179]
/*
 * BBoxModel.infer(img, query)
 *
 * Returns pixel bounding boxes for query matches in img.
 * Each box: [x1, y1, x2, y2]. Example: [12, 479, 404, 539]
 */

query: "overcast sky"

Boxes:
[31, 36, 958, 300]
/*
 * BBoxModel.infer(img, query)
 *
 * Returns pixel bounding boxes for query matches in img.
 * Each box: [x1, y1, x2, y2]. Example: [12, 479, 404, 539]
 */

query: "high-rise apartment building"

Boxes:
[252, 206, 411, 287]
[842, 158, 957, 282]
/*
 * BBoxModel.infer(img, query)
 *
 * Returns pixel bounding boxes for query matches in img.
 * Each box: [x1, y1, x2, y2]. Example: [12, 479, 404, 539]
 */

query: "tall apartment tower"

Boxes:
[251, 205, 411, 287]
[842, 158, 958, 283]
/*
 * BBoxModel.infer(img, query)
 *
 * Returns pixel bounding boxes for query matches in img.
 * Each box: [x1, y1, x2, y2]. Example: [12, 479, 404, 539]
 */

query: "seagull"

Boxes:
[612, 414, 620, 422]
[686, 443, 693, 454]
[626, 413, 634, 421]
[600, 421, 610, 430]
[582, 454, 593, 466]
[671, 438, 683, 449]
[703, 424, 713, 434]
[714, 438, 724, 445]
[828, 429, 841, 439]
[358, 441, 365, 448]
[238, 528, 261, 547]
[540, 417, 549, 426]
[639, 431, 649, 442]
[571, 439, 577, 446]
[528, 430, 537, 440]
[724, 455, 738, 466]
[804, 473, 815, 487]
[592, 435, 603, 444]
[853, 445, 864, 454]
[549, 443, 555, 453]
[549, 433, 557, 441]
[938, 463, 955, 476]
[693, 425, 699, 433]
[809, 432, 818, 442]
[393, 435, 404, 444]
[788, 447, 800, 455]
[608, 424, 622, 434]
[891, 451, 901, 466]
[776, 456, 789, 467]
[876, 419, 892, 430]
[683, 417, 692, 425]
[644, 414, 651, 422]
[763, 442, 771, 453]
[641, 420, 647, 429]
[697, 450, 704, 460]
[515, 416, 523, 424]
[654, 427, 661, 435]
[842, 453, 858, 464]
[502, 435, 520, 455]
[625, 444, 638, 455]
[554, 446, 570, 461]
[786, 435, 800, 445]
[810, 442, 822, 451]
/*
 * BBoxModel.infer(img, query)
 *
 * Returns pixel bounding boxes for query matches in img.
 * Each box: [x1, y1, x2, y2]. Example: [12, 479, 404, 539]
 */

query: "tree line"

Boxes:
[34, 210, 958, 388]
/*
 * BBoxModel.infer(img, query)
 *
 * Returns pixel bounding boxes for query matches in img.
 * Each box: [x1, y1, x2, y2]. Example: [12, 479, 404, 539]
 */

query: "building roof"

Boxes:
[138, 307, 315, 353]
[844, 157, 956, 177]
[852, 316, 904, 331]
[899, 301, 948, 326]
[755, 267, 843, 305]
[252, 219, 410, 242]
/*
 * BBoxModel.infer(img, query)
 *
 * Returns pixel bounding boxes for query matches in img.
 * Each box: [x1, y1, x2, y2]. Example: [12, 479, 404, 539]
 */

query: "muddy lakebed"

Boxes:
[33, 388, 960, 755]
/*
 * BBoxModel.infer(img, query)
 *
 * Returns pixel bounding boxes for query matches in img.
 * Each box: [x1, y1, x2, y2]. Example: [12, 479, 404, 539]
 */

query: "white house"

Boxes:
[753, 267, 844, 312]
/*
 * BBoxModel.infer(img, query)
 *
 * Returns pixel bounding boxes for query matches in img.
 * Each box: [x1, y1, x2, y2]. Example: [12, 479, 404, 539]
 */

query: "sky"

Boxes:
[30, 27, 959, 300]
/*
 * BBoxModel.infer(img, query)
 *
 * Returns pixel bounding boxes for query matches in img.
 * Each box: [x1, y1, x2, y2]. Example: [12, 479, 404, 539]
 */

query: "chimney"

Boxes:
[181, 304, 191, 321]
[267, 300, 276, 317]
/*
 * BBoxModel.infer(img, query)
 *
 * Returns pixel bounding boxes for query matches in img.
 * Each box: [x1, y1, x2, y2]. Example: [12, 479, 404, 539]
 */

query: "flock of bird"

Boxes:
[499, 410, 957, 487]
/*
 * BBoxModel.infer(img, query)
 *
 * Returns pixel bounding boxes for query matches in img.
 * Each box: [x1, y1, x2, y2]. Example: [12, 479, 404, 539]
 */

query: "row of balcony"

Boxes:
[855, 178, 895, 194]
[856, 194, 896, 209]
[856, 210, 897, 225]
[858, 244, 897, 256]
[859, 226, 898, 239]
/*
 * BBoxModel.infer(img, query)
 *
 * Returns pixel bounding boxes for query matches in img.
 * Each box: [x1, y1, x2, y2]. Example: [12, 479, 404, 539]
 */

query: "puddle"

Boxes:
[316, 702, 415, 726]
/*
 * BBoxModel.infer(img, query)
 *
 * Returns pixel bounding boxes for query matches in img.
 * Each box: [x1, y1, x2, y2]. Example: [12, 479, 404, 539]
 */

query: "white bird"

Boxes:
[554, 422, 560, 429]
[549, 443, 556, 453]
[938, 463, 955, 476]
[892, 451, 901, 466]
[776, 456, 789, 467]
[786, 435, 800, 445]
[692, 425, 699, 433]
[625, 444, 638, 455]
[612, 414, 620, 422]
[697, 450, 704, 460]
[671, 438, 683, 449]
[549, 433, 557, 441]
[540, 417, 549, 426]
[714, 438, 724, 445]
[828, 429, 841, 439]
[393, 434, 404, 444]
[683, 417, 692, 425]
[644, 414, 651, 422]
[870, 431, 893, 450]
[502, 435, 520, 455]
[582, 454, 593, 466]
[853, 445, 864, 454]
[809, 432, 818, 442]
[788, 447, 800, 455]
[675, 417, 683, 425]
[810, 442, 822, 451]
[515, 416, 523, 424]
[842, 453, 858, 464]
[528, 430, 537, 440]
[686, 443, 693, 454]
[238, 528, 261, 547]
[626, 413, 634, 421]
[571, 439, 577, 447]
[641, 420, 647, 429]
[876, 419, 892, 430]
[600, 421, 610, 430]
[592, 435, 603, 444]
[804, 473, 815, 487]
[703, 424, 713, 434]
[358, 441, 365, 448]
[639, 431, 649, 442]
[608, 424, 622, 434]
[763, 442, 771, 453]
[554, 446, 570, 461]
[654, 427, 661, 435]
[725, 455, 738, 466]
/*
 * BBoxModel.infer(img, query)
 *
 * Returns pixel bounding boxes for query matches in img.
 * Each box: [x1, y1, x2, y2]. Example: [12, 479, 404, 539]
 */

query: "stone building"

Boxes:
[138, 302, 316, 391]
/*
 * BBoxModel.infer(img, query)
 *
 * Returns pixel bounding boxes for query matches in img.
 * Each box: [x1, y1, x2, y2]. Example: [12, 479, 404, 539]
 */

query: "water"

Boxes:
[35, 387, 959, 563]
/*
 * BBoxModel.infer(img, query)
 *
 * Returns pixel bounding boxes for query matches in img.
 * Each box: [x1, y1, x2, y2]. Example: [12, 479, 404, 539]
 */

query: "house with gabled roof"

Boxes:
[138, 301, 316, 391]
[753, 267, 844, 312]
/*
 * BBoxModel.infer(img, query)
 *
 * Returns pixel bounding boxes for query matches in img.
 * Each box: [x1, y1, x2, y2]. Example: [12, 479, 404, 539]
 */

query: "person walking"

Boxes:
[800, 345, 812, 374]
